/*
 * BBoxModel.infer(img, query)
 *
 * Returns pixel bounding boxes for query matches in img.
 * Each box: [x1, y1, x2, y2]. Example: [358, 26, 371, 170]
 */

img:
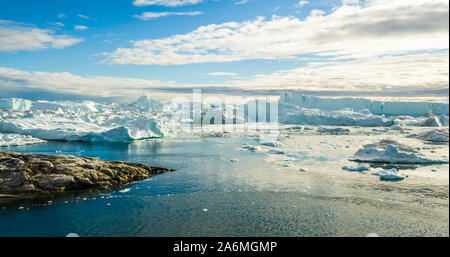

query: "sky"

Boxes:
[0, 0, 448, 102]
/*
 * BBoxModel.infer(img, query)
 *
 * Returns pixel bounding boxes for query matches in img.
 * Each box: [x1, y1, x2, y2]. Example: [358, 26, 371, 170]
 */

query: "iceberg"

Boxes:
[408, 129, 449, 143]
[0, 98, 32, 111]
[349, 144, 448, 164]
[371, 168, 406, 181]
[279, 107, 394, 127]
[317, 127, 350, 134]
[342, 164, 370, 172]
[0, 133, 46, 147]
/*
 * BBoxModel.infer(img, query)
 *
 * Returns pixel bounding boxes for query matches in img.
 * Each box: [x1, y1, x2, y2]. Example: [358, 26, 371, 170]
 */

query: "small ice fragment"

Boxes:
[261, 141, 284, 147]
[366, 233, 379, 237]
[298, 168, 308, 172]
[119, 188, 131, 193]
[106, 203, 111, 206]
[371, 168, 406, 181]
[269, 149, 285, 155]
[66, 233, 80, 237]
[18, 206, 24, 210]
[317, 127, 350, 134]
[342, 164, 370, 172]
[278, 162, 290, 168]
[202, 208, 208, 212]
[230, 159, 240, 162]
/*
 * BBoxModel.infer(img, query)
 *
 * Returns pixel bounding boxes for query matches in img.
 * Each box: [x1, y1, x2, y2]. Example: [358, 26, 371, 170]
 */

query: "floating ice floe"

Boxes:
[298, 168, 308, 172]
[371, 168, 406, 181]
[0, 133, 46, 147]
[278, 162, 291, 168]
[65, 233, 80, 237]
[317, 127, 350, 134]
[342, 164, 370, 172]
[268, 149, 286, 155]
[260, 140, 284, 147]
[407, 129, 449, 143]
[242, 144, 262, 152]
[349, 143, 448, 164]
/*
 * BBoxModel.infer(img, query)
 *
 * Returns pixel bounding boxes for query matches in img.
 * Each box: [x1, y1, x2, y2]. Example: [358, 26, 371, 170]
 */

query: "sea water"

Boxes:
[0, 131, 448, 237]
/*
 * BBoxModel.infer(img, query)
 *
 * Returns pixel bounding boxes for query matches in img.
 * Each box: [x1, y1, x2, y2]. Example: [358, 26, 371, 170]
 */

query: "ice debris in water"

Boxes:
[118, 188, 131, 193]
[260, 140, 284, 147]
[298, 168, 308, 172]
[278, 162, 290, 168]
[349, 141, 448, 164]
[342, 164, 370, 172]
[241, 144, 262, 152]
[366, 233, 379, 237]
[230, 159, 240, 162]
[66, 233, 80, 237]
[407, 129, 449, 143]
[371, 168, 406, 181]
[317, 127, 350, 134]
[268, 149, 286, 155]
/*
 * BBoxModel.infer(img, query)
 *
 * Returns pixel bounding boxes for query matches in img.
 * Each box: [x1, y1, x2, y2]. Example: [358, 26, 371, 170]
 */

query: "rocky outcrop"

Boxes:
[0, 151, 173, 195]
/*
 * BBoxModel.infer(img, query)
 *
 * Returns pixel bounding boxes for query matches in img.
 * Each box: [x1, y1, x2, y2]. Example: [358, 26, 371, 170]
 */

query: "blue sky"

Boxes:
[0, 0, 448, 101]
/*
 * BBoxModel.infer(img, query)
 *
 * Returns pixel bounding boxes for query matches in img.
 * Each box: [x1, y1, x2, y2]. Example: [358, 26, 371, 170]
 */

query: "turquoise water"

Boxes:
[0, 137, 448, 237]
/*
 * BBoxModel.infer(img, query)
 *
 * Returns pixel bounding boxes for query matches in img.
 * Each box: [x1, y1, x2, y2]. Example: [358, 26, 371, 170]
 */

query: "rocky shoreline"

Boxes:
[0, 151, 173, 197]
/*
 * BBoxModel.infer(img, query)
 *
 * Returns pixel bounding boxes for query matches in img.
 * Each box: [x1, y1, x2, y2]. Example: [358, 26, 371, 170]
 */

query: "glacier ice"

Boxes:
[280, 93, 449, 116]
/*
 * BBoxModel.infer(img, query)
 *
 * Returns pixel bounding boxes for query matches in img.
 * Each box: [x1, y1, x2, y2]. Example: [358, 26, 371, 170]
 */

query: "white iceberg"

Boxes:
[0, 98, 32, 111]
[342, 164, 370, 172]
[349, 144, 448, 164]
[0, 133, 46, 147]
[318, 127, 350, 134]
[371, 168, 406, 181]
[408, 129, 449, 143]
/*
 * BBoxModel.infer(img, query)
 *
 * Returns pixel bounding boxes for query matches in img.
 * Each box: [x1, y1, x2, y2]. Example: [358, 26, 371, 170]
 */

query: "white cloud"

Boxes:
[77, 14, 91, 20]
[132, 0, 203, 7]
[295, 0, 309, 8]
[1, 52, 448, 99]
[235, 0, 251, 5]
[57, 13, 67, 19]
[134, 11, 202, 21]
[206, 72, 239, 76]
[74, 25, 89, 31]
[0, 20, 83, 52]
[105, 0, 449, 65]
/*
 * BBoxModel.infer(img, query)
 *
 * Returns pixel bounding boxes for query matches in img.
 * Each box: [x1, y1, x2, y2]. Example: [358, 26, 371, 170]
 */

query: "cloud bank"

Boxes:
[0, 20, 83, 52]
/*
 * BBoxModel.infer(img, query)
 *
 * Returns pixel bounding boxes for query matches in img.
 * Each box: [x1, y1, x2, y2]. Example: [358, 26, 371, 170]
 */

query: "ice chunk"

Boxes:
[65, 233, 80, 237]
[350, 144, 448, 164]
[268, 149, 286, 154]
[261, 140, 284, 147]
[318, 127, 350, 134]
[371, 168, 406, 181]
[0, 133, 45, 147]
[298, 168, 308, 172]
[230, 159, 240, 162]
[0, 98, 32, 111]
[241, 144, 262, 152]
[342, 164, 370, 172]
[408, 129, 449, 143]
